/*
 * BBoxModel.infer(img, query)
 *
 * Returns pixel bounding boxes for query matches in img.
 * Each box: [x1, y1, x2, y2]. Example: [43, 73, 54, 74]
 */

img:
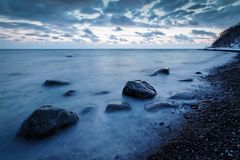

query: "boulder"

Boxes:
[150, 67, 169, 76]
[63, 90, 76, 97]
[105, 102, 131, 113]
[43, 80, 70, 86]
[169, 92, 195, 100]
[122, 80, 157, 99]
[179, 78, 193, 82]
[17, 105, 79, 139]
[145, 102, 176, 112]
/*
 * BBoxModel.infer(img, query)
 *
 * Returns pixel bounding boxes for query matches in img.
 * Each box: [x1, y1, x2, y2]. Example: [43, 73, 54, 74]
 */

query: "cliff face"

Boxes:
[211, 24, 240, 49]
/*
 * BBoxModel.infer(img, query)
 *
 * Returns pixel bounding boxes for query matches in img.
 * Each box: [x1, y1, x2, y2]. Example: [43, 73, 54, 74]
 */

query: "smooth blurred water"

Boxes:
[0, 49, 236, 160]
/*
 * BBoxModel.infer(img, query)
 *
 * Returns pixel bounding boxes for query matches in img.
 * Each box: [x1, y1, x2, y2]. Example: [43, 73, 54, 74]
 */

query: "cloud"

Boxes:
[111, 15, 135, 25]
[192, 29, 216, 37]
[109, 35, 127, 43]
[0, 0, 104, 24]
[192, 4, 240, 28]
[188, 4, 206, 10]
[0, 0, 239, 46]
[153, 0, 190, 12]
[174, 34, 193, 42]
[113, 26, 123, 31]
[82, 28, 99, 43]
[135, 30, 165, 38]
[109, 35, 118, 40]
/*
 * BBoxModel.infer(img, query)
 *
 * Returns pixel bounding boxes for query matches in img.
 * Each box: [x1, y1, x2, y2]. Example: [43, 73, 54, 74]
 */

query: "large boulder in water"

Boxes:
[43, 80, 70, 86]
[122, 80, 157, 99]
[17, 106, 79, 139]
[105, 102, 131, 113]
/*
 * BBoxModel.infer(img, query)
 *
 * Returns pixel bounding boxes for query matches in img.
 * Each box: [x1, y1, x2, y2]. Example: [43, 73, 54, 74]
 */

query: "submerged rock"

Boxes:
[169, 92, 195, 100]
[122, 80, 157, 99]
[150, 67, 170, 76]
[105, 102, 131, 113]
[63, 90, 76, 97]
[81, 106, 96, 115]
[179, 78, 193, 82]
[17, 105, 79, 139]
[145, 102, 176, 112]
[94, 91, 110, 95]
[43, 80, 70, 86]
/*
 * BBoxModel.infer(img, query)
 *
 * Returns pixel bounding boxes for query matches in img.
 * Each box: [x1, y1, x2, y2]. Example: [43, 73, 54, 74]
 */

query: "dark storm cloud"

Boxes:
[192, 29, 216, 37]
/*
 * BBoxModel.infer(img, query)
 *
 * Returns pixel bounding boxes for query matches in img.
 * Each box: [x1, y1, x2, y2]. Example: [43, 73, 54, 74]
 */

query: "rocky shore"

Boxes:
[147, 54, 240, 160]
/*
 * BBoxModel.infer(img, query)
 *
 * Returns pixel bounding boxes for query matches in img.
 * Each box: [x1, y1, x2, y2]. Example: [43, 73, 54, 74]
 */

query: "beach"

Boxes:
[147, 53, 240, 160]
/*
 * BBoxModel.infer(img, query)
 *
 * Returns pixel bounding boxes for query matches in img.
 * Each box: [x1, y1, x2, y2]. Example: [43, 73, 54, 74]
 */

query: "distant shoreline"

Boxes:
[200, 47, 240, 53]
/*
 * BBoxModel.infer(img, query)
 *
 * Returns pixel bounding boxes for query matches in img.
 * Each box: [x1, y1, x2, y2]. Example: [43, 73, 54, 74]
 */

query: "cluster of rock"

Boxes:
[17, 66, 201, 140]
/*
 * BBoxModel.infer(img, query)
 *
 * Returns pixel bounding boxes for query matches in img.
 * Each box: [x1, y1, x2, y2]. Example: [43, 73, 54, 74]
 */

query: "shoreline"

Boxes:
[147, 54, 240, 159]
[200, 48, 240, 53]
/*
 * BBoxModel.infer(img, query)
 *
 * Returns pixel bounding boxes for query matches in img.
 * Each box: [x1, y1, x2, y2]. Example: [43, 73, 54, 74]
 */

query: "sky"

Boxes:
[0, 0, 239, 49]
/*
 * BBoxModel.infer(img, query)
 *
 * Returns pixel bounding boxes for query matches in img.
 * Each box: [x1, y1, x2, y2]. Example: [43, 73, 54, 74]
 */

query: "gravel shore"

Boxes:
[147, 54, 240, 160]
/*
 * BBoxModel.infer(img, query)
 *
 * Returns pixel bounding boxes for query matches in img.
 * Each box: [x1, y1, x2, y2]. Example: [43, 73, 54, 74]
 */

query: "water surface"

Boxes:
[0, 49, 236, 160]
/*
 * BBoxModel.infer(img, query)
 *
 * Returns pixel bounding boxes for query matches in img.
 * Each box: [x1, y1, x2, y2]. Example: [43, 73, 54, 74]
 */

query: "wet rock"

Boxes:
[179, 78, 193, 82]
[94, 91, 110, 95]
[17, 105, 79, 139]
[169, 92, 195, 100]
[159, 122, 165, 126]
[195, 71, 202, 74]
[122, 80, 157, 99]
[81, 106, 95, 115]
[150, 67, 170, 76]
[43, 80, 70, 86]
[105, 102, 131, 113]
[63, 90, 76, 97]
[145, 102, 176, 112]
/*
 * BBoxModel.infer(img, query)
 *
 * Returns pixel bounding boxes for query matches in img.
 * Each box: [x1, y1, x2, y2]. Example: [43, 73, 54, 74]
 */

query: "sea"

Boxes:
[0, 49, 237, 160]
